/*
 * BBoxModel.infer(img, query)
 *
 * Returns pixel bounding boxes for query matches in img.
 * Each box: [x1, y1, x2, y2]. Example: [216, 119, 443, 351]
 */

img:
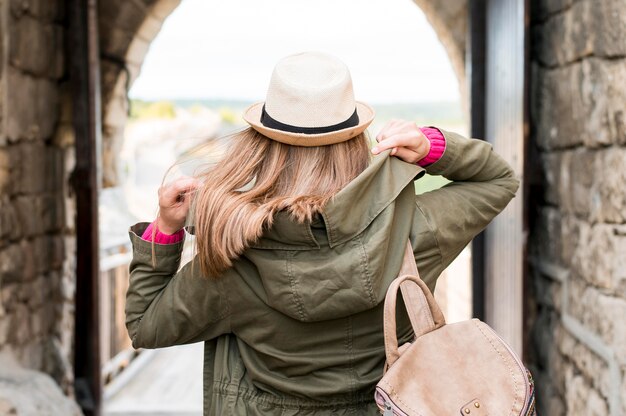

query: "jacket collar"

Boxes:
[251, 149, 425, 249]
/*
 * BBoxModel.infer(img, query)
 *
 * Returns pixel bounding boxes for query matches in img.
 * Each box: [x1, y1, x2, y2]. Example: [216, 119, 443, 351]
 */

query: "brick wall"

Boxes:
[528, 0, 626, 414]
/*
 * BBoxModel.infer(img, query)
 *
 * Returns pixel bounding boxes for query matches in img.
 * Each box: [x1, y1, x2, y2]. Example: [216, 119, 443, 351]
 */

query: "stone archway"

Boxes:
[97, 0, 467, 188]
[98, 0, 182, 187]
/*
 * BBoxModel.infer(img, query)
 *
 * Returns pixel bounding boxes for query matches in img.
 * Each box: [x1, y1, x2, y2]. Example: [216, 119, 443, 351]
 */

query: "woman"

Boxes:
[125, 51, 519, 415]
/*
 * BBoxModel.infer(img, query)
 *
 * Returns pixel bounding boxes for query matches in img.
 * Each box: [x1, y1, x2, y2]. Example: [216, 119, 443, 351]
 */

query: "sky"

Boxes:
[129, 0, 460, 104]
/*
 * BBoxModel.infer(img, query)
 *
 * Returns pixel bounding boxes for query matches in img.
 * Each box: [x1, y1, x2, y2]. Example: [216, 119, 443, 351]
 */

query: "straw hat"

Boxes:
[242, 51, 375, 146]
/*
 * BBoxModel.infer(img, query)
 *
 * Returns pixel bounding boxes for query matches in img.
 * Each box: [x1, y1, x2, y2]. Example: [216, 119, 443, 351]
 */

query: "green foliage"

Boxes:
[218, 107, 239, 124]
[130, 100, 177, 120]
[414, 174, 450, 195]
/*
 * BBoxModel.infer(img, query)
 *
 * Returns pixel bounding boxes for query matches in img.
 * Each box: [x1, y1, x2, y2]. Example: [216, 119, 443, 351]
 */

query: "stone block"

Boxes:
[531, 310, 566, 390]
[0, 198, 21, 242]
[16, 141, 47, 194]
[45, 146, 64, 193]
[573, 224, 626, 292]
[42, 336, 75, 396]
[532, 59, 626, 149]
[532, 64, 584, 150]
[585, 59, 626, 147]
[534, 0, 626, 66]
[530, 206, 562, 265]
[591, 148, 626, 223]
[14, 196, 44, 237]
[150, 0, 181, 20]
[29, 313, 43, 339]
[560, 215, 588, 268]
[557, 326, 611, 397]
[104, 90, 130, 130]
[99, 21, 134, 61]
[53, 123, 74, 148]
[540, 151, 561, 206]
[9, 15, 63, 78]
[0, 148, 9, 188]
[45, 194, 65, 233]
[40, 301, 58, 343]
[557, 148, 593, 217]
[7, 303, 30, 345]
[126, 37, 151, 66]
[6, 69, 37, 141]
[533, 271, 563, 312]
[534, 365, 566, 415]
[49, 235, 65, 270]
[0, 317, 9, 346]
[52, 24, 65, 79]
[593, 0, 626, 58]
[28, 236, 50, 275]
[136, 14, 163, 42]
[533, 0, 593, 67]
[0, 244, 24, 284]
[99, 0, 147, 33]
[22, 274, 52, 310]
[564, 365, 609, 415]
[0, 284, 18, 312]
[60, 237, 75, 301]
[6, 68, 59, 141]
[10, 0, 63, 22]
[100, 60, 125, 105]
[16, 340, 43, 371]
[36, 79, 61, 139]
[567, 276, 626, 364]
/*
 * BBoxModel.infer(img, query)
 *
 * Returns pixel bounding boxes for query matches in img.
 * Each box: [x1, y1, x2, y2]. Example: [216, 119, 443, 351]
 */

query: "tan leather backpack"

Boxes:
[375, 242, 537, 416]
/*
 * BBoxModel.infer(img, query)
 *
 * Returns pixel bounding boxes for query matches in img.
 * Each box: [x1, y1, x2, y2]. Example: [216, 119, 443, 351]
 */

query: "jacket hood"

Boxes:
[243, 149, 425, 322]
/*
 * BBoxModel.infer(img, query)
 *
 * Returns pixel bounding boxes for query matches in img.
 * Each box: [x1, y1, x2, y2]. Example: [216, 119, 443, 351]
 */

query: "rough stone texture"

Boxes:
[0, 351, 82, 416]
[9, 14, 63, 78]
[0, 0, 76, 408]
[532, 59, 626, 151]
[5, 68, 59, 142]
[533, 0, 626, 66]
[9, 0, 64, 22]
[529, 1, 626, 415]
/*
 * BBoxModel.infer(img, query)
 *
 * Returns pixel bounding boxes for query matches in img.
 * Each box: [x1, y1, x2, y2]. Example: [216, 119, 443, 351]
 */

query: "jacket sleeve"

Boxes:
[410, 128, 520, 293]
[125, 222, 231, 349]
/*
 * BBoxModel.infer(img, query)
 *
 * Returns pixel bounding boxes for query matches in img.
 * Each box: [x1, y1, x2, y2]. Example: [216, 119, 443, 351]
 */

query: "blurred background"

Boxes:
[0, 0, 624, 415]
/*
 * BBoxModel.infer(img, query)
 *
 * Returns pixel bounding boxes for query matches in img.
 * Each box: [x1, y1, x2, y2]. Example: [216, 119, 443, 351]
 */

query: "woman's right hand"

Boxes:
[156, 176, 202, 235]
[371, 119, 431, 164]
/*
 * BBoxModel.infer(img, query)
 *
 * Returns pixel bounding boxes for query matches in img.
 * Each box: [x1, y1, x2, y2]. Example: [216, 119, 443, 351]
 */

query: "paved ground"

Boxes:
[103, 343, 204, 416]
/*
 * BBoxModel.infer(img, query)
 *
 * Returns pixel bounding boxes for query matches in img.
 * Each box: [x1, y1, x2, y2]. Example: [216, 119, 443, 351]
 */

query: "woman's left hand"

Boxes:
[371, 119, 431, 164]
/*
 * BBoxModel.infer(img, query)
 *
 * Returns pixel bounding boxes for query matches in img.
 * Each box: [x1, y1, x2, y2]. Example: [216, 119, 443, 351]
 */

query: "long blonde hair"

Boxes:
[190, 126, 372, 278]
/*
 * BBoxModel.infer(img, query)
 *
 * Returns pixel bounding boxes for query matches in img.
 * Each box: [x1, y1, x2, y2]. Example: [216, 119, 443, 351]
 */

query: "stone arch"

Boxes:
[98, 0, 467, 187]
[98, 0, 182, 187]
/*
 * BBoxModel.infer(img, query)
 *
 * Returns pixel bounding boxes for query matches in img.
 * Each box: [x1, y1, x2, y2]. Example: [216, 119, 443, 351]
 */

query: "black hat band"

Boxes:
[260, 104, 360, 134]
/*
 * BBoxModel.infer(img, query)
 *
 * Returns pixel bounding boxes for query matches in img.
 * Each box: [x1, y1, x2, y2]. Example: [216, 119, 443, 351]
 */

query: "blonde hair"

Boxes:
[184, 126, 372, 278]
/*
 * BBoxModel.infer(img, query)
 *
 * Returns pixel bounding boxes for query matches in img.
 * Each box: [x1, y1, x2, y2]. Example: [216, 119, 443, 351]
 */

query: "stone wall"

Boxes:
[0, 0, 77, 397]
[528, 0, 626, 415]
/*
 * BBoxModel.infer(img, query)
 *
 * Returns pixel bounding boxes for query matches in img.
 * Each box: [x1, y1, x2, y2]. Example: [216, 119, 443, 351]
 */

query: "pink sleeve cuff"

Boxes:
[417, 126, 446, 167]
[141, 221, 185, 244]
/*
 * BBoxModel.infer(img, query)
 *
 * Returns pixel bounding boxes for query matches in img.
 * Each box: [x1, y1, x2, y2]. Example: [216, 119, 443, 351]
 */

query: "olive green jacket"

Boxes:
[126, 129, 520, 415]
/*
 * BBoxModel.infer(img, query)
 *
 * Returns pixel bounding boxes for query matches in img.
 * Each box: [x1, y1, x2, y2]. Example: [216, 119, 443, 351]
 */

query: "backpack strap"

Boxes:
[383, 241, 446, 367]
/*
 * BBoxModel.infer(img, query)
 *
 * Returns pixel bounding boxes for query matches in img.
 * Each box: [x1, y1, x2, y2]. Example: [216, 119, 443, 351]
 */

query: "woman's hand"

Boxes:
[371, 119, 431, 164]
[156, 176, 202, 235]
